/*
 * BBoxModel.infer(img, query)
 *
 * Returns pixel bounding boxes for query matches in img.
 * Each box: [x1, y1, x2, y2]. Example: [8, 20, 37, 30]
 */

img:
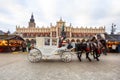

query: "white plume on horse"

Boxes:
[95, 33, 105, 39]
[100, 34, 105, 39]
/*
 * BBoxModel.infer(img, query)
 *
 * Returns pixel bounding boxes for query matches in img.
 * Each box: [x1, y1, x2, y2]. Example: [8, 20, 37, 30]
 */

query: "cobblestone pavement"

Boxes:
[0, 52, 120, 80]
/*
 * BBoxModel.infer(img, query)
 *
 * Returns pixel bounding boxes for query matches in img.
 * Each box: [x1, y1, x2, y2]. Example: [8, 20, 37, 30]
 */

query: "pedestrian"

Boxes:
[30, 43, 35, 50]
[21, 41, 26, 52]
[26, 39, 31, 52]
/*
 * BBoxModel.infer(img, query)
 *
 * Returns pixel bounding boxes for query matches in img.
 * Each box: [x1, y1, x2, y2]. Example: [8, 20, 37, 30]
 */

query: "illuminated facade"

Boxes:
[16, 14, 105, 41]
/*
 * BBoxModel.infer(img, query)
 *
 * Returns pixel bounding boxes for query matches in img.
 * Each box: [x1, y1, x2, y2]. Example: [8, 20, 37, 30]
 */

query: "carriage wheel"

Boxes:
[61, 51, 72, 63]
[58, 50, 65, 54]
[27, 48, 42, 63]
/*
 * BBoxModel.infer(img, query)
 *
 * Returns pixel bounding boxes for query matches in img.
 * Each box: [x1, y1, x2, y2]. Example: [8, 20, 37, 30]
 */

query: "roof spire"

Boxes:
[30, 13, 35, 22]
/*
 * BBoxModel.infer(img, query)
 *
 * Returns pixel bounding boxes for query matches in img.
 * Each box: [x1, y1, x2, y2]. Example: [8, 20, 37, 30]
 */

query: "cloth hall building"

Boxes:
[16, 14, 105, 41]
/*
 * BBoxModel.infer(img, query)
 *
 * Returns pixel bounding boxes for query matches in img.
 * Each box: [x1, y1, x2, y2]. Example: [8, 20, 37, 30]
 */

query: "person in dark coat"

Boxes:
[21, 41, 26, 52]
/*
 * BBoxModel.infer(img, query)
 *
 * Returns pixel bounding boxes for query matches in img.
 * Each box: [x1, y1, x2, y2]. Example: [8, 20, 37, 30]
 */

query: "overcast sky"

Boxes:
[0, 0, 120, 34]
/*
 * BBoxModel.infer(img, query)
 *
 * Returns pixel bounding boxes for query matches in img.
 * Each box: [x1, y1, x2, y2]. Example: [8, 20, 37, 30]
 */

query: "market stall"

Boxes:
[0, 35, 24, 52]
[106, 34, 120, 53]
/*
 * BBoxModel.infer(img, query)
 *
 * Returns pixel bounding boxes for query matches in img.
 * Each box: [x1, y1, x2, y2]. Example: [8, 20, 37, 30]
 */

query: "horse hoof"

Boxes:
[79, 59, 82, 62]
[88, 59, 92, 62]
[96, 58, 99, 61]
[87, 57, 91, 62]
[89, 59, 91, 62]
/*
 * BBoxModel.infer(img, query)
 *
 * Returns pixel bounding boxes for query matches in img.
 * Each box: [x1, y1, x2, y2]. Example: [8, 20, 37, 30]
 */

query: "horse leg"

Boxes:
[93, 50, 96, 59]
[103, 47, 107, 55]
[96, 56, 99, 61]
[77, 51, 82, 61]
[86, 52, 91, 62]
[93, 50, 100, 61]
[95, 51, 100, 61]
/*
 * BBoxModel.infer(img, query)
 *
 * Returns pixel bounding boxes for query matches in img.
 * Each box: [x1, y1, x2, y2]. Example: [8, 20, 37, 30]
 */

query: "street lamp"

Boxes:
[111, 23, 116, 34]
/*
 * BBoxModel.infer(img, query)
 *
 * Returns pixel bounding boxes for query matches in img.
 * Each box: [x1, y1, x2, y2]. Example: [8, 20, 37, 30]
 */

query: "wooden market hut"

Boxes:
[0, 35, 24, 52]
[105, 34, 120, 52]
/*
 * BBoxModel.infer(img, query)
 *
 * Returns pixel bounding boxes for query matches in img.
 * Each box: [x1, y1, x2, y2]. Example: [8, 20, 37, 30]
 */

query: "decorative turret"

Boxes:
[29, 13, 36, 28]
[56, 17, 65, 28]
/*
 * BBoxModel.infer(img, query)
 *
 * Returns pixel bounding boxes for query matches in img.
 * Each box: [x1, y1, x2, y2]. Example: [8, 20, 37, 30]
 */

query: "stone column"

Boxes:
[56, 27, 58, 38]
[70, 28, 72, 38]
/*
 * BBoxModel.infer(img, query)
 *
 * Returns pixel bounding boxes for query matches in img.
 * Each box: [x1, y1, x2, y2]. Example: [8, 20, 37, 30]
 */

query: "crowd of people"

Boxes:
[21, 39, 36, 52]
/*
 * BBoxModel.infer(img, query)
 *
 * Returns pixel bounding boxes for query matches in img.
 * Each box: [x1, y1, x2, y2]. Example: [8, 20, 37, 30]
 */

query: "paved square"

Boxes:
[0, 52, 120, 80]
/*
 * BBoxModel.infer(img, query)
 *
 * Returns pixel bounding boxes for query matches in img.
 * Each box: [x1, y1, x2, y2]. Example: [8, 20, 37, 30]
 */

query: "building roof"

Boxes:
[0, 35, 24, 41]
[105, 34, 120, 41]
[0, 30, 4, 35]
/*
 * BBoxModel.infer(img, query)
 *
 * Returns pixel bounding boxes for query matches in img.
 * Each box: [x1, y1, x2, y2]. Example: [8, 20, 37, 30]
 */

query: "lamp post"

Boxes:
[111, 23, 116, 34]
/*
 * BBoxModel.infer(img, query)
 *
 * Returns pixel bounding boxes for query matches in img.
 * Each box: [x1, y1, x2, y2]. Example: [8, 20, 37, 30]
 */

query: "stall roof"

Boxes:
[0, 35, 24, 41]
[105, 34, 120, 41]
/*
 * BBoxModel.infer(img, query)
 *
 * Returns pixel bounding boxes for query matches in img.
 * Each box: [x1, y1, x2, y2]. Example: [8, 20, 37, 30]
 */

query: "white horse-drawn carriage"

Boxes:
[27, 37, 72, 63]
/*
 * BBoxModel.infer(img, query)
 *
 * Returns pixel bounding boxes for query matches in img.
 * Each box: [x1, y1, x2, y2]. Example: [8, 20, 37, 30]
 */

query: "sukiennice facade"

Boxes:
[16, 14, 105, 41]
